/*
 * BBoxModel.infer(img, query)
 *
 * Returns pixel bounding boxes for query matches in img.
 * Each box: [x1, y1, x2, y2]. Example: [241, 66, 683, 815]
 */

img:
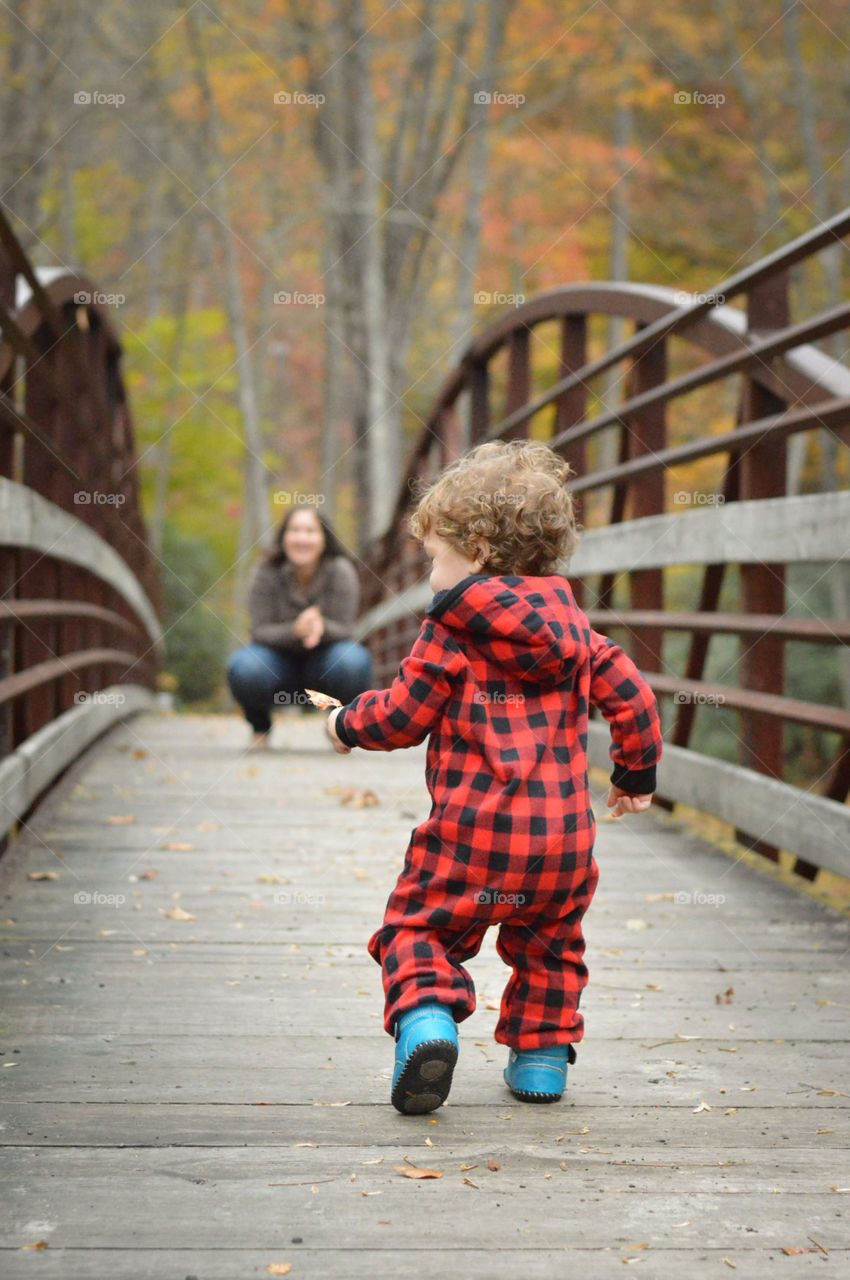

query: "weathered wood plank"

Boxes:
[0, 712, 848, 1278]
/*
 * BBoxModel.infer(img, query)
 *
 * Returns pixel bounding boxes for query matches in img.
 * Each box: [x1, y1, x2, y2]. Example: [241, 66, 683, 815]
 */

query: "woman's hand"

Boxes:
[294, 605, 324, 649]
[326, 707, 351, 754]
[606, 785, 652, 818]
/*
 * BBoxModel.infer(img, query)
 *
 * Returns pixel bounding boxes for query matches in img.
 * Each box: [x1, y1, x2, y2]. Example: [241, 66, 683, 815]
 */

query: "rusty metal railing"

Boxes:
[354, 207, 850, 883]
[0, 207, 161, 841]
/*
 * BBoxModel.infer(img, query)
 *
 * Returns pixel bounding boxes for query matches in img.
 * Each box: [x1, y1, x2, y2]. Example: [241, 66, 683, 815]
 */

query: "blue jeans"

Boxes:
[226, 640, 374, 734]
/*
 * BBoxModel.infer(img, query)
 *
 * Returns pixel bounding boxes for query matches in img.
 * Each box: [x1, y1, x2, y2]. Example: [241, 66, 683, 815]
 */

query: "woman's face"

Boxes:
[282, 509, 326, 571]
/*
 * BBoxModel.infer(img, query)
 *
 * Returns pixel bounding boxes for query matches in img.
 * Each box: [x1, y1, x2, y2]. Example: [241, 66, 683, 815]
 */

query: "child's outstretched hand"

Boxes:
[326, 707, 351, 755]
[606, 785, 652, 819]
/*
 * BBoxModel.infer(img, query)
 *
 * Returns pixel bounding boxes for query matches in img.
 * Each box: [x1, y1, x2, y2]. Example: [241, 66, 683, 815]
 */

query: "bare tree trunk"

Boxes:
[342, 0, 395, 540]
[290, 0, 515, 547]
[148, 276, 190, 560]
[713, 0, 783, 241]
[320, 231, 343, 521]
[186, 9, 270, 622]
[451, 0, 512, 380]
[598, 94, 633, 472]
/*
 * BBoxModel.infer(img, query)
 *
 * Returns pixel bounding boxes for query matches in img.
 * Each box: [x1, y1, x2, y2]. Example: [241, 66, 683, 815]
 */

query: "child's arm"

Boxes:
[589, 629, 663, 807]
[327, 619, 463, 752]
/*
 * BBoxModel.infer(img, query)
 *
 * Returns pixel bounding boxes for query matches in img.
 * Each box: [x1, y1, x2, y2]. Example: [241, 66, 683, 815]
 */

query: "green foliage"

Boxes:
[124, 308, 246, 569]
[159, 523, 232, 707]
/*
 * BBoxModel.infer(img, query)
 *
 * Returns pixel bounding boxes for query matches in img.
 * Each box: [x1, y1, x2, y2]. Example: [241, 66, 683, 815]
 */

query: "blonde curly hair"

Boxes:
[408, 439, 581, 575]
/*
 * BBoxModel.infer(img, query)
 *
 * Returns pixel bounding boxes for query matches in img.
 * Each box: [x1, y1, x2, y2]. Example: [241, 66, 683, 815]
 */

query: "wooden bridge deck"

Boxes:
[1, 710, 848, 1278]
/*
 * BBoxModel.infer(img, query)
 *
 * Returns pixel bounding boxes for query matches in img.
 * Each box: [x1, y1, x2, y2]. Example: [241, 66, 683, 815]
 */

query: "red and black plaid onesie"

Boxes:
[335, 574, 663, 1050]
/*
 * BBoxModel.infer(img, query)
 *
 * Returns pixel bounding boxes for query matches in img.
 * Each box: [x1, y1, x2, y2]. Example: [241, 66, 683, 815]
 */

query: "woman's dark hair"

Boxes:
[264, 505, 349, 567]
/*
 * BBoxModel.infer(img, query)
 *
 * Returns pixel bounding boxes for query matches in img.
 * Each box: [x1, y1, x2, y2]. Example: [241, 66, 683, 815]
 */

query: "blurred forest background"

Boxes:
[2, 0, 848, 781]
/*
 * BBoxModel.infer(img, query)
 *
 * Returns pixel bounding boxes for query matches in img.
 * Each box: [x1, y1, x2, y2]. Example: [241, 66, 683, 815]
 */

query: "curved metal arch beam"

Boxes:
[426, 281, 850, 430]
[0, 477, 163, 648]
[0, 268, 122, 383]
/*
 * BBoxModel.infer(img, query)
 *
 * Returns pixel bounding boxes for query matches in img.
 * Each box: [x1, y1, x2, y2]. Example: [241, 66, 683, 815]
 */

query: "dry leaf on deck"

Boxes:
[393, 1162, 442, 1179]
[267, 1266, 292, 1277]
[27, 871, 59, 881]
[164, 841, 194, 851]
[163, 905, 196, 921]
[339, 788, 380, 809]
[108, 815, 135, 824]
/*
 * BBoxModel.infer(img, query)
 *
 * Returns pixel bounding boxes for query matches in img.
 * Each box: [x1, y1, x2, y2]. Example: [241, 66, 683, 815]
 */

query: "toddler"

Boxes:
[327, 440, 663, 1113]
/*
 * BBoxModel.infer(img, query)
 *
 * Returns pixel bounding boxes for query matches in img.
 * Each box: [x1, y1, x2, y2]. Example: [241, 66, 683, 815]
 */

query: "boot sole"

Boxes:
[505, 1084, 563, 1103]
[391, 1039, 458, 1115]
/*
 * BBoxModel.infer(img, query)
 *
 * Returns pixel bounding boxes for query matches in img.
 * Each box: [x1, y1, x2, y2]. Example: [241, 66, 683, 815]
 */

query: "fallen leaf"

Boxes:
[488, 1159, 500, 1171]
[463, 1177, 479, 1188]
[27, 871, 59, 881]
[107, 815, 135, 824]
[460, 1163, 478, 1171]
[724, 1108, 738, 1115]
[20, 1241, 48, 1250]
[164, 841, 194, 851]
[267, 1266, 292, 1276]
[829, 1186, 850, 1192]
[424, 1137, 433, 1147]
[393, 1160, 442, 1179]
[164, 905, 196, 921]
[339, 788, 380, 809]
[625, 919, 651, 931]
[722, 1261, 736, 1270]
[555, 1127, 590, 1141]
[361, 1190, 382, 1196]
[693, 1100, 712, 1113]
[132, 749, 147, 759]
[293, 1142, 317, 1148]
[139, 869, 159, 879]
[816, 1129, 834, 1135]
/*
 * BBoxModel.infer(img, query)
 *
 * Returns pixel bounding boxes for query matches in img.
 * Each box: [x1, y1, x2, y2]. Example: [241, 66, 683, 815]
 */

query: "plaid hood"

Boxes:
[427, 574, 586, 688]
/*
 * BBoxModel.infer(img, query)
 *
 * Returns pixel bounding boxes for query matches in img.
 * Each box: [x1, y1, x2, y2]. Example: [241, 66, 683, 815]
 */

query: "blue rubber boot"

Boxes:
[504, 1044, 574, 1102]
[391, 1004, 458, 1115]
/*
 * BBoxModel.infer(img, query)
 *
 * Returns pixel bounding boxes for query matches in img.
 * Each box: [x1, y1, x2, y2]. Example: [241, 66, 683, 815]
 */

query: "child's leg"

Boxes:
[368, 919, 489, 1035]
[494, 862, 599, 1050]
